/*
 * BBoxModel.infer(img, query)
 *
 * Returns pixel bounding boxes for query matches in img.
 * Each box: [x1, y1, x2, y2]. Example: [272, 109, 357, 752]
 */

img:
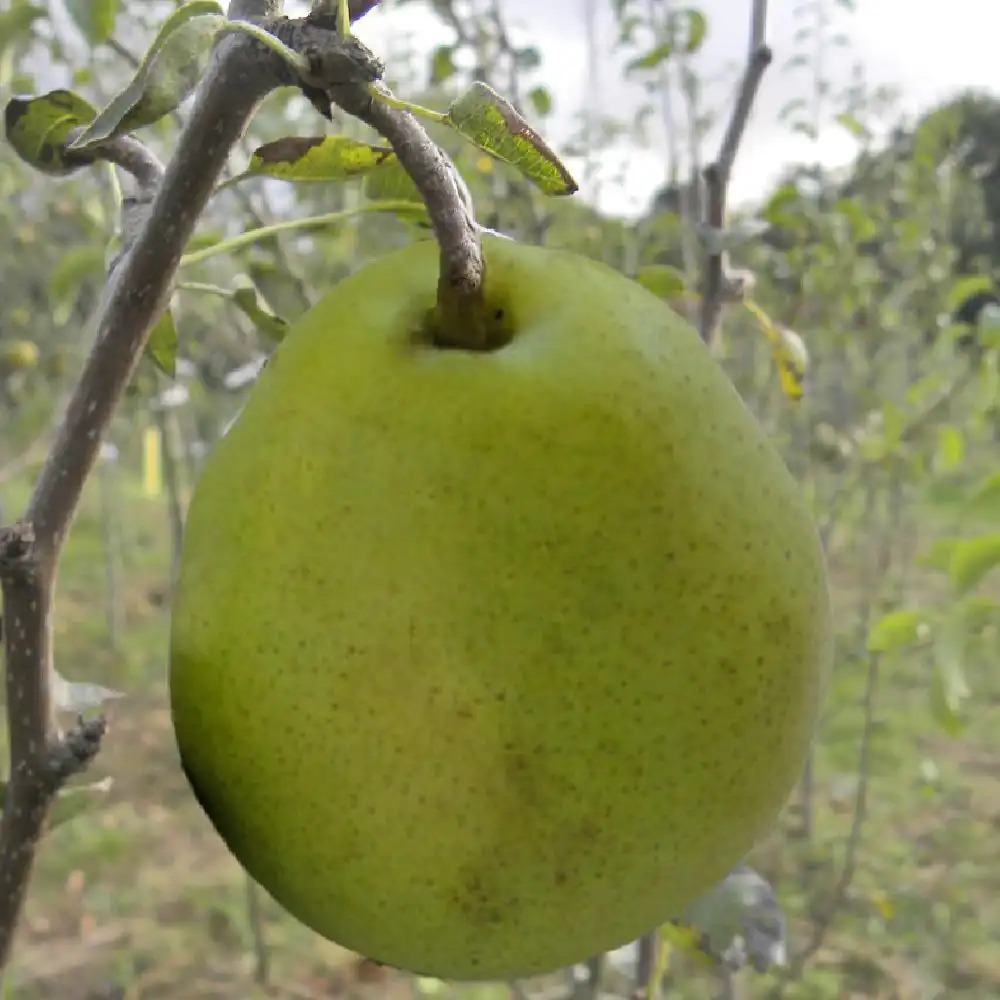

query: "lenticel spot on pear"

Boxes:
[168, 232, 832, 982]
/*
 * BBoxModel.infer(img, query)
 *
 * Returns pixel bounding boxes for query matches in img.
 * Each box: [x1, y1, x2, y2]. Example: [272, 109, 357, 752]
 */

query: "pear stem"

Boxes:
[327, 79, 489, 350]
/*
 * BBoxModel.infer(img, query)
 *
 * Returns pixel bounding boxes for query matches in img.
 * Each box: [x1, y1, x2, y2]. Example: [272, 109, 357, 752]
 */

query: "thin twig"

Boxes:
[245, 874, 270, 985]
[95, 135, 165, 189]
[633, 933, 658, 1000]
[698, 0, 772, 344]
[783, 473, 892, 977]
[327, 78, 487, 346]
[106, 33, 315, 315]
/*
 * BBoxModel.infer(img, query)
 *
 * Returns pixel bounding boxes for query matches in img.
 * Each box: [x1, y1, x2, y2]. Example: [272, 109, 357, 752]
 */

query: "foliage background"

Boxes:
[1, 0, 999, 997]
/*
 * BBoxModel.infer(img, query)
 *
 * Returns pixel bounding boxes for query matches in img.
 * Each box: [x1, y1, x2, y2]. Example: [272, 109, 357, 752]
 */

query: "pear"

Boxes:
[169, 233, 831, 982]
[1, 339, 40, 369]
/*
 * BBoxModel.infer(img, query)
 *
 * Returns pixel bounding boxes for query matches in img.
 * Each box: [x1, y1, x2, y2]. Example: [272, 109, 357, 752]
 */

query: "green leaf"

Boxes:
[867, 609, 927, 653]
[239, 135, 397, 183]
[147, 308, 179, 377]
[3, 89, 98, 176]
[65, 0, 119, 45]
[446, 82, 578, 196]
[69, 1, 226, 151]
[915, 536, 959, 573]
[833, 197, 878, 244]
[527, 86, 553, 118]
[881, 400, 906, 450]
[949, 532, 1000, 594]
[247, 261, 311, 321]
[834, 112, 870, 140]
[934, 425, 964, 472]
[628, 8, 707, 70]
[231, 279, 289, 343]
[616, 13, 643, 44]
[930, 614, 970, 737]
[946, 274, 996, 312]
[966, 470, 1000, 519]
[635, 265, 686, 298]
[626, 42, 674, 73]
[363, 160, 431, 225]
[0, 4, 45, 59]
[679, 8, 708, 52]
[514, 46, 542, 71]
[957, 594, 1000, 630]
[49, 244, 107, 305]
[429, 44, 457, 83]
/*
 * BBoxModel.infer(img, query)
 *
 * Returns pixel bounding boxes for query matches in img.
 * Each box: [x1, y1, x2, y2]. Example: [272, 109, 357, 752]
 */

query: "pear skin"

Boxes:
[169, 234, 831, 981]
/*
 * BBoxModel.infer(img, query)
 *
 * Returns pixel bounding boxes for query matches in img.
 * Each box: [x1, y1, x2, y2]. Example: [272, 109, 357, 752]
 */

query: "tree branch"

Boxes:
[698, 0, 771, 344]
[0, 0, 485, 970]
[97, 134, 165, 190]
[0, 12, 290, 972]
[329, 80, 487, 347]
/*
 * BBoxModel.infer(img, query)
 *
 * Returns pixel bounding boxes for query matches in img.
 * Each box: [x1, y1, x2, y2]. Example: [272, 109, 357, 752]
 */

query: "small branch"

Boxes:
[784, 472, 893, 976]
[328, 80, 486, 347]
[95, 134, 165, 191]
[0, 8, 301, 970]
[698, 0, 771, 344]
[292, 0, 485, 346]
[633, 932, 658, 1000]
[25, 37, 287, 563]
[245, 874, 271, 985]
[0, 523, 109, 971]
[0, 2, 461, 969]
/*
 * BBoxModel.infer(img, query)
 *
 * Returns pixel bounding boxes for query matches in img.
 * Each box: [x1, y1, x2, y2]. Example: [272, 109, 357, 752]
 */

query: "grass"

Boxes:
[1, 456, 999, 1000]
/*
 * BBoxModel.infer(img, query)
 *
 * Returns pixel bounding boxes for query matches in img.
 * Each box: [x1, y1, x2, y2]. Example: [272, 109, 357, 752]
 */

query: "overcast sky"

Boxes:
[344, 0, 1000, 217]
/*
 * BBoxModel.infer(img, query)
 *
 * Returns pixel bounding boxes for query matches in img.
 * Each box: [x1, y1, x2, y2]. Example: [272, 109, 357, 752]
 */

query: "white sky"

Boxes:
[348, 0, 1000, 218]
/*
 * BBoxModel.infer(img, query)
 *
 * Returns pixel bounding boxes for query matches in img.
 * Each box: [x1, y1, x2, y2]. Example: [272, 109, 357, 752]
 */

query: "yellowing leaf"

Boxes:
[446, 82, 578, 196]
[744, 298, 807, 402]
[870, 890, 894, 921]
[240, 135, 397, 183]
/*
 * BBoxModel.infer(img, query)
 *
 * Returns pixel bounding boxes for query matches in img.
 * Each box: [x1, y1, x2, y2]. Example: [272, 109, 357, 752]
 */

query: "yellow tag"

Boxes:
[142, 427, 163, 497]
[475, 154, 494, 173]
[871, 890, 895, 920]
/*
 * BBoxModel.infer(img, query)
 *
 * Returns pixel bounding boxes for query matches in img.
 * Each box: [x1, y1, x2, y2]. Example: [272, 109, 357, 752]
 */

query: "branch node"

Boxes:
[45, 717, 108, 785]
[697, 0, 772, 345]
[0, 524, 38, 585]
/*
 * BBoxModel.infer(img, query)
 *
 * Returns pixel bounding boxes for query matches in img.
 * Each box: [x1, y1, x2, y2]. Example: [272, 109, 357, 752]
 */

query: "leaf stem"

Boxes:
[366, 86, 450, 125]
[179, 199, 423, 267]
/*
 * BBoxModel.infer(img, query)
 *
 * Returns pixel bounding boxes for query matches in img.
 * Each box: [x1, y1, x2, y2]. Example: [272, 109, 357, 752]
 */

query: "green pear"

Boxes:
[169, 233, 831, 982]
